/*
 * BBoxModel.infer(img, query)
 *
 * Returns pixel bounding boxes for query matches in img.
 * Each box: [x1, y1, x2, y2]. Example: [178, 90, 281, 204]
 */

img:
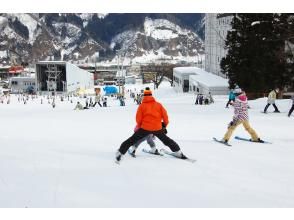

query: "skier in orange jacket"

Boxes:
[115, 87, 186, 163]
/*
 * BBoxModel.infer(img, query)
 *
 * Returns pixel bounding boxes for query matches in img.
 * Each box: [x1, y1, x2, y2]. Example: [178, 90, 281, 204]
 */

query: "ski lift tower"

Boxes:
[45, 63, 62, 96]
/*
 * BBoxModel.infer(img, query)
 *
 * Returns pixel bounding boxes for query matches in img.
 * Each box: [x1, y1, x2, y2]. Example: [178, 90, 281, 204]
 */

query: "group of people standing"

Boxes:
[195, 92, 214, 105]
[74, 93, 108, 110]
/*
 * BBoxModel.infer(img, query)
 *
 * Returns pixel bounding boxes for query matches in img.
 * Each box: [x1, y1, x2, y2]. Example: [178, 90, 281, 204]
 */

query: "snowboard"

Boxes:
[213, 137, 232, 146]
[160, 148, 196, 163]
[234, 136, 272, 144]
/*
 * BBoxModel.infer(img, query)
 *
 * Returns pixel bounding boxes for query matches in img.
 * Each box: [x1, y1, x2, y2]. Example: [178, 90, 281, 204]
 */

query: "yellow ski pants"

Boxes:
[223, 120, 259, 141]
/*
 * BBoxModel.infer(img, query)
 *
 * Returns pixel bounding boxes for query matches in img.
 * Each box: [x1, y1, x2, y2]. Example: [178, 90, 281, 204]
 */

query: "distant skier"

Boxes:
[208, 92, 214, 104]
[220, 88, 264, 144]
[263, 88, 280, 113]
[89, 97, 93, 107]
[195, 93, 199, 105]
[85, 98, 89, 108]
[74, 101, 89, 110]
[93, 93, 102, 107]
[288, 95, 294, 117]
[199, 94, 204, 105]
[118, 95, 125, 106]
[135, 93, 142, 105]
[128, 125, 159, 157]
[52, 98, 56, 108]
[115, 87, 187, 163]
[225, 89, 236, 108]
[102, 96, 107, 107]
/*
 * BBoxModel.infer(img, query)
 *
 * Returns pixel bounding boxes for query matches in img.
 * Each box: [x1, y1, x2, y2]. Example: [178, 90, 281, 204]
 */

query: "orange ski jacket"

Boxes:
[136, 96, 169, 131]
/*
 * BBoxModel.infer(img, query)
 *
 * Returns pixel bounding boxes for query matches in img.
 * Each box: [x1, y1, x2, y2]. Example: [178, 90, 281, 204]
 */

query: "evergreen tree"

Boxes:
[221, 13, 294, 93]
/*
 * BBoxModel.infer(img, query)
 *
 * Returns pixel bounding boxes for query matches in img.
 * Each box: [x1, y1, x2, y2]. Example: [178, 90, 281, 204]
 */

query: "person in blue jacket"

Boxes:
[226, 89, 236, 108]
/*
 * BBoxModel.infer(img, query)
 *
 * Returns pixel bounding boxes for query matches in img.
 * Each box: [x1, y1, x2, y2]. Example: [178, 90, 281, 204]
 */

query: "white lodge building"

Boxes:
[173, 67, 229, 95]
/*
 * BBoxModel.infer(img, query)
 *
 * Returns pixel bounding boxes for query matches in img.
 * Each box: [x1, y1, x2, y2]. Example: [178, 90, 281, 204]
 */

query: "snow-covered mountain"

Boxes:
[0, 13, 204, 65]
[110, 17, 204, 63]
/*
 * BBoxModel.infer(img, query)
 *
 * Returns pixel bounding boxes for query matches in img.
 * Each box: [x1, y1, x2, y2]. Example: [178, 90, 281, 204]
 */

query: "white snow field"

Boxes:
[0, 82, 294, 208]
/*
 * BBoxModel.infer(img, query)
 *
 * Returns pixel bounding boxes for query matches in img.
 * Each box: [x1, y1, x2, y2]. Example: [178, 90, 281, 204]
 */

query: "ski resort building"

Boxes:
[205, 13, 233, 78]
[36, 61, 94, 94]
[173, 67, 229, 95]
[173, 67, 196, 92]
[9, 76, 36, 94]
[188, 68, 229, 95]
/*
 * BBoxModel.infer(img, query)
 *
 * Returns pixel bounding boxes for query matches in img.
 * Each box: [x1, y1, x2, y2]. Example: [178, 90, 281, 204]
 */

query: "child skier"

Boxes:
[128, 125, 159, 157]
[225, 89, 236, 108]
[221, 88, 264, 144]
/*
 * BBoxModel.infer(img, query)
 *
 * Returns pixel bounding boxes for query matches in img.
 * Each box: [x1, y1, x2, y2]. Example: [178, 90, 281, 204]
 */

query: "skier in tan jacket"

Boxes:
[263, 88, 280, 113]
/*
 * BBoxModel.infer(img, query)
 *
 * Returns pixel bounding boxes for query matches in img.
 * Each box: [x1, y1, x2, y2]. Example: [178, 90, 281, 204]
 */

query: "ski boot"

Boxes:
[250, 138, 265, 143]
[128, 147, 137, 158]
[115, 151, 122, 163]
[149, 147, 161, 155]
[173, 150, 188, 159]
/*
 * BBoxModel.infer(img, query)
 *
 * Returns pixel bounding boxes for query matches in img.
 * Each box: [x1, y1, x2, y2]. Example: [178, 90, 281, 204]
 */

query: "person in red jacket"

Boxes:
[115, 87, 186, 163]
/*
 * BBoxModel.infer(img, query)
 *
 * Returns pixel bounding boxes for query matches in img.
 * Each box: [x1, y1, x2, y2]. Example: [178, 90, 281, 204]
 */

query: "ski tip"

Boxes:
[186, 159, 197, 163]
[213, 137, 232, 146]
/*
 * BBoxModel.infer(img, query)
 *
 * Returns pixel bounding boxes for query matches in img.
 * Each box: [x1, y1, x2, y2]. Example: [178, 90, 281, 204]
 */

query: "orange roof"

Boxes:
[9, 66, 24, 74]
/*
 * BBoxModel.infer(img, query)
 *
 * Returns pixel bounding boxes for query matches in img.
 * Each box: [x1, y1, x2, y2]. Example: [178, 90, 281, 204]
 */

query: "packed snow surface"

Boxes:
[0, 82, 294, 207]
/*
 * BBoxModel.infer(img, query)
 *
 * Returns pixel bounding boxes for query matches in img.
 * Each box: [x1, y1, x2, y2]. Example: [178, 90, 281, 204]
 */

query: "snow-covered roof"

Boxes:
[173, 67, 198, 77]
[10, 76, 35, 80]
[37, 61, 67, 65]
[188, 67, 229, 87]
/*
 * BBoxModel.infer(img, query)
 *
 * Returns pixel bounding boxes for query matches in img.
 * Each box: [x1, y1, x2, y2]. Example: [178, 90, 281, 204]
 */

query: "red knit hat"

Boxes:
[143, 87, 152, 96]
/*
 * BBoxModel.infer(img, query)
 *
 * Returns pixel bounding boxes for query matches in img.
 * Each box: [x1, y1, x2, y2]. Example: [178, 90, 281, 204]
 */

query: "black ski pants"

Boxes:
[93, 101, 102, 107]
[288, 104, 294, 117]
[118, 128, 180, 155]
[264, 103, 279, 112]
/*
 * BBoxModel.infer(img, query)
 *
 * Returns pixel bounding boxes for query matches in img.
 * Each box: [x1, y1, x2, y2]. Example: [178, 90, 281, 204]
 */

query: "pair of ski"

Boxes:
[129, 148, 196, 163]
[213, 136, 272, 146]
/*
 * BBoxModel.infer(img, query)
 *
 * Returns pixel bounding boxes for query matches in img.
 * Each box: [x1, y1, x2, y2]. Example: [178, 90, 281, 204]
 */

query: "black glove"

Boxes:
[228, 120, 237, 128]
[162, 122, 167, 134]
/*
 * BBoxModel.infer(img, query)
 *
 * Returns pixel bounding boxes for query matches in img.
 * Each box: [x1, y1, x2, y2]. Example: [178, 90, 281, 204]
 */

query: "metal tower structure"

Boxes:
[45, 64, 62, 95]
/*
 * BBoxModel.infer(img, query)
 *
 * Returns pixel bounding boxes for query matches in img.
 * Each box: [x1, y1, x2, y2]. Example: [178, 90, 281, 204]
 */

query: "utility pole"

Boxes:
[95, 51, 99, 85]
